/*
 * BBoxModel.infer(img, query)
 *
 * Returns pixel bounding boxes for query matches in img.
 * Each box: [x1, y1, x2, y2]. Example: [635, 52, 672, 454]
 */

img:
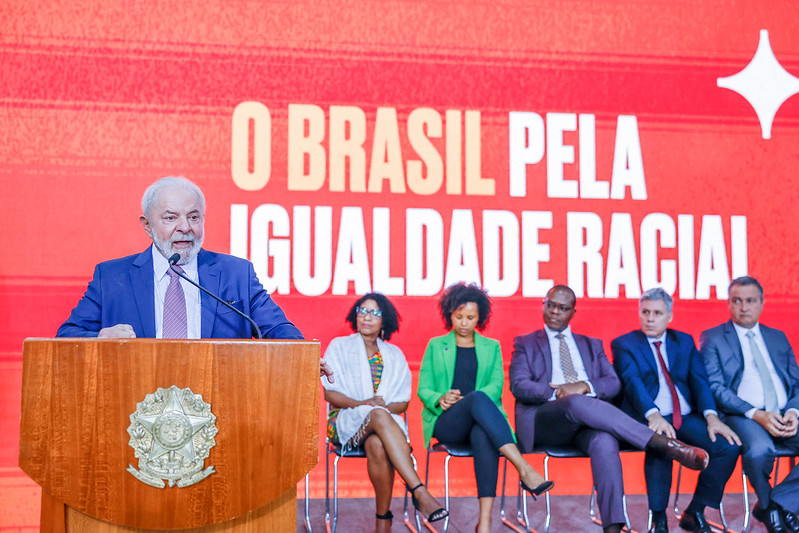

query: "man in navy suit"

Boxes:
[611, 287, 740, 533]
[700, 276, 799, 533]
[57, 176, 311, 344]
[510, 285, 711, 533]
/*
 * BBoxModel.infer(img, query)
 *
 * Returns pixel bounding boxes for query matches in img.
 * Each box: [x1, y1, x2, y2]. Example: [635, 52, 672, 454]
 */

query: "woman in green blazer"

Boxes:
[418, 283, 553, 533]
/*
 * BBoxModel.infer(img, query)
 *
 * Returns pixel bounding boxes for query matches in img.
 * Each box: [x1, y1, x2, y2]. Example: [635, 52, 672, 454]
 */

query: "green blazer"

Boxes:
[417, 330, 511, 448]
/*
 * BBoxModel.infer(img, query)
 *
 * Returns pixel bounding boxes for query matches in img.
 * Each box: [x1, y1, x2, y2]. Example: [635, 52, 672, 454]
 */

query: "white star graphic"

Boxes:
[717, 30, 799, 139]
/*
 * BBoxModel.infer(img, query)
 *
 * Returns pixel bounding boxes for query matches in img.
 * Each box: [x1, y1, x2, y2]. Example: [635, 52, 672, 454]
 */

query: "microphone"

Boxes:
[168, 253, 263, 339]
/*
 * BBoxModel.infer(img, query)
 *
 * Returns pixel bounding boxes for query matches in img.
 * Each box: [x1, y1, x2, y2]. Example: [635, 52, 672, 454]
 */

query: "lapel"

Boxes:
[198, 250, 220, 338]
[665, 329, 680, 375]
[533, 330, 554, 381]
[760, 325, 788, 386]
[131, 248, 156, 338]
[573, 333, 594, 379]
[474, 332, 492, 386]
[722, 320, 745, 370]
[440, 331, 457, 385]
[633, 330, 659, 374]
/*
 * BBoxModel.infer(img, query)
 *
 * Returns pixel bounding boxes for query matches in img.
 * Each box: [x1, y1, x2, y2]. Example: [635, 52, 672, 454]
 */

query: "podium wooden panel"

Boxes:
[19, 338, 320, 531]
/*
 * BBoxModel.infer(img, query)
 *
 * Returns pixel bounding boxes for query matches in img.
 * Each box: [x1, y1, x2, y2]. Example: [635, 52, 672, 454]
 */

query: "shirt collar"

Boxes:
[151, 244, 198, 280]
[646, 331, 667, 344]
[732, 321, 761, 339]
[544, 324, 572, 340]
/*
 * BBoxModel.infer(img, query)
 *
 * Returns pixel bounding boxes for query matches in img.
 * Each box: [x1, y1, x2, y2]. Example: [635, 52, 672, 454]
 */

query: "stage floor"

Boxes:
[298, 493, 769, 532]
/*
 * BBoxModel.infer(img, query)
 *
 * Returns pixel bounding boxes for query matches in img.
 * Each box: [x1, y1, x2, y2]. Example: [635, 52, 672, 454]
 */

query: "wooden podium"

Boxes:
[19, 338, 320, 532]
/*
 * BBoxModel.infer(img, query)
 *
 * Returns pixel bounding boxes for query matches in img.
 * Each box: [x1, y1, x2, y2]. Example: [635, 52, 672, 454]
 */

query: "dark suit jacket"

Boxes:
[699, 320, 799, 416]
[509, 329, 621, 453]
[56, 247, 303, 339]
[611, 329, 715, 422]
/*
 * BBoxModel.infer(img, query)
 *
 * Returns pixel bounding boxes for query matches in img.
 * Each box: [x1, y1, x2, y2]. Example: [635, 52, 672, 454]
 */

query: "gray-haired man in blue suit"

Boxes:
[701, 276, 799, 533]
[57, 176, 306, 341]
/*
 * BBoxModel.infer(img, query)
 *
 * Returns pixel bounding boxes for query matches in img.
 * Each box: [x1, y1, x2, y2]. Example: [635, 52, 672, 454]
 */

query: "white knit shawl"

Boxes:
[322, 333, 411, 448]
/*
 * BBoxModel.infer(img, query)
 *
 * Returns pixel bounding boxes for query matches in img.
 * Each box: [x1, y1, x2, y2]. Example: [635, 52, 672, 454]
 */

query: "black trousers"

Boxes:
[433, 391, 514, 498]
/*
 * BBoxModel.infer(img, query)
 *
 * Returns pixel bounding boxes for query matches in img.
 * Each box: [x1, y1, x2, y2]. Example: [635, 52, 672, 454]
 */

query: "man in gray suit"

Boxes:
[510, 285, 709, 533]
[700, 276, 799, 533]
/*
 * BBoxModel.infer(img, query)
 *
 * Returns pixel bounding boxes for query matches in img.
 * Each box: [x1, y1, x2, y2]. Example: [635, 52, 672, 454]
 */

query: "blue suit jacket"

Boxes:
[611, 329, 716, 422]
[699, 320, 799, 416]
[509, 329, 621, 453]
[56, 247, 303, 340]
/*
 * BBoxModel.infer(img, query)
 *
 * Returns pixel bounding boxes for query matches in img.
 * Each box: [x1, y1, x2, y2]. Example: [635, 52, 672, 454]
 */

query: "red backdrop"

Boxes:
[2, 1, 799, 529]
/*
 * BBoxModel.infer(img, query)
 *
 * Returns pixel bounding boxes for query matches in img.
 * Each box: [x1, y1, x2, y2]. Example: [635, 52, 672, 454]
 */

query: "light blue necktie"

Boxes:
[746, 330, 778, 412]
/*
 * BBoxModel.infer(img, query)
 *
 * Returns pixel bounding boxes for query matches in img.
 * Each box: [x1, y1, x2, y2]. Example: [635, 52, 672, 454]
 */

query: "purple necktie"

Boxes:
[163, 266, 187, 339]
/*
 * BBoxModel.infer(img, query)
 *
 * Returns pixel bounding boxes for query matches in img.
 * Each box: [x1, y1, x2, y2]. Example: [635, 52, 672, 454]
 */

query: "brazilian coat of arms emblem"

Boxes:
[127, 385, 218, 488]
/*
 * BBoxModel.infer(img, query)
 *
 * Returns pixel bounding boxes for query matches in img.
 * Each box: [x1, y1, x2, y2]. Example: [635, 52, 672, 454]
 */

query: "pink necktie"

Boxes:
[163, 266, 187, 339]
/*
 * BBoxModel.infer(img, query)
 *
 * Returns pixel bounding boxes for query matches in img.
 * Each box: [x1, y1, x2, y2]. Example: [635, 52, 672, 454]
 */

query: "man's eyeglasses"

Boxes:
[356, 306, 383, 317]
[543, 300, 573, 313]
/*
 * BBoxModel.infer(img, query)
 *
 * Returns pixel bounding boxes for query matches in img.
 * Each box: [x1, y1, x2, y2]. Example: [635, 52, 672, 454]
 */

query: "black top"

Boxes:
[451, 346, 478, 395]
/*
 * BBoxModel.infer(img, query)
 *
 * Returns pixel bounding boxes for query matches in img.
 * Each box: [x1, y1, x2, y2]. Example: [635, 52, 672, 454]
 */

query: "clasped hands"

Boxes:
[754, 409, 798, 438]
[363, 395, 387, 407]
[549, 381, 590, 399]
[438, 389, 463, 410]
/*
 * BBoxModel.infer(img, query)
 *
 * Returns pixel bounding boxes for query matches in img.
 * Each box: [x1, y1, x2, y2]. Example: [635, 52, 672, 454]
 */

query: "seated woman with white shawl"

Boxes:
[322, 293, 447, 532]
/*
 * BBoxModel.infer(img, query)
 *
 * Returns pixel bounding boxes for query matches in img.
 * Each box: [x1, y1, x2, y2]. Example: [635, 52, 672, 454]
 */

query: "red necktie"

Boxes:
[653, 341, 681, 430]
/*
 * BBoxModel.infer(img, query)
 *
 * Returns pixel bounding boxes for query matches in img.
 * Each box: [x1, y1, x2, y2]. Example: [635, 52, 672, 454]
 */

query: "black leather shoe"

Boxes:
[753, 505, 788, 533]
[679, 510, 712, 533]
[784, 510, 799, 533]
[650, 512, 668, 533]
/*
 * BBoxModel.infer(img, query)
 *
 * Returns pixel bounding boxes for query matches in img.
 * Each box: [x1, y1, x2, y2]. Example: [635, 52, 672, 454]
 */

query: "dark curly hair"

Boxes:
[345, 293, 401, 341]
[438, 283, 492, 330]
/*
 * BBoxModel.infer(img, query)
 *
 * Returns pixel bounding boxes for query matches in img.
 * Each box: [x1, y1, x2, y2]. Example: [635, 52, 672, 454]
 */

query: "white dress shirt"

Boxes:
[152, 246, 201, 339]
[732, 322, 789, 418]
[544, 325, 596, 400]
[644, 333, 692, 420]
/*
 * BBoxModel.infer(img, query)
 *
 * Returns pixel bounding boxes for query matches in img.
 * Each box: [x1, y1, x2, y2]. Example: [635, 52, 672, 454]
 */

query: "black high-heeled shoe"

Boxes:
[520, 479, 555, 500]
[408, 483, 448, 522]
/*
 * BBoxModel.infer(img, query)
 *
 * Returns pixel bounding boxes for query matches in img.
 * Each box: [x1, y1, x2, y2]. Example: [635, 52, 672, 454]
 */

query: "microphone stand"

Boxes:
[168, 253, 263, 339]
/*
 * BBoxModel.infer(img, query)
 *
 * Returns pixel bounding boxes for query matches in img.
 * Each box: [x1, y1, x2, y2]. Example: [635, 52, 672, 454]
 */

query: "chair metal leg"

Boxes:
[443, 454, 452, 533]
[499, 457, 527, 532]
[303, 473, 313, 532]
[332, 455, 341, 533]
[324, 449, 332, 533]
[741, 469, 751, 533]
[404, 454, 421, 533]
[718, 501, 729, 533]
[522, 455, 548, 533]
[673, 462, 736, 533]
[621, 494, 636, 533]
[674, 463, 683, 518]
[587, 485, 636, 533]
[544, 455, 552, 533]
[589, 486, 601, 526]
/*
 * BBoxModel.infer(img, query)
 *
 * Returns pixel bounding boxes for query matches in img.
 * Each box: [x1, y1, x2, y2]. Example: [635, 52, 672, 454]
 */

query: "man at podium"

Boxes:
[57, 176, 305, 342]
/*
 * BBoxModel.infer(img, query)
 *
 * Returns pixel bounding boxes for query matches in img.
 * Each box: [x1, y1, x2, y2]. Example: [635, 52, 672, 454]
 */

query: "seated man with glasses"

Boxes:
[510, 285, 711, 533]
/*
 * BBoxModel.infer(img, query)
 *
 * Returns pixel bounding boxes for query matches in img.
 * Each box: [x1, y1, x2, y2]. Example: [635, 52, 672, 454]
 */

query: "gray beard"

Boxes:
[153, 235, 203, 265]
